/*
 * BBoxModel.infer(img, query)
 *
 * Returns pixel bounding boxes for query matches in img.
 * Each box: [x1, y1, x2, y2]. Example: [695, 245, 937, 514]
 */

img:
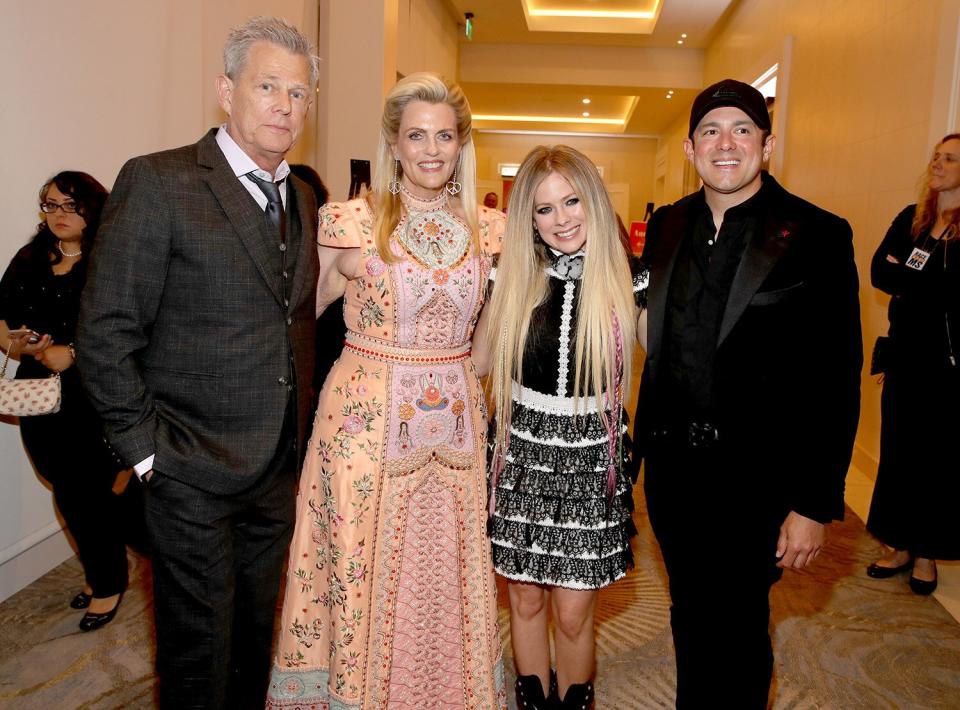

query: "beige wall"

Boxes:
[317, 0, 398, 201]
[317, 0, 460, 200]
[655, 114, 695, 207]
[397, 0, 459, 80]
[474, 133, 659, 225]
[686, 0, 960, 477]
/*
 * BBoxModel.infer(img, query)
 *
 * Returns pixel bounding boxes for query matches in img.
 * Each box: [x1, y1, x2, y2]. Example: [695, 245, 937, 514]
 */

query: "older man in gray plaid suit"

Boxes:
[78, 17, 320, 709]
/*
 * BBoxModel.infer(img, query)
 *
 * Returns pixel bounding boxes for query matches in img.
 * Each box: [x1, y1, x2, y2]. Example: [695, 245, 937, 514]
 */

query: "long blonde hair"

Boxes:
[370, 72, 478, 261]
[486, 145, 636, 448]
[912, 133, 960, 239]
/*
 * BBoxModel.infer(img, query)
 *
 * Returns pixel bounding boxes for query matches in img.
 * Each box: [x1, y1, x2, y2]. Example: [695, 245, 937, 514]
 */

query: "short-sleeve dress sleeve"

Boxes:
[479, 207, 506, 257]
[317, 199, 372, 250]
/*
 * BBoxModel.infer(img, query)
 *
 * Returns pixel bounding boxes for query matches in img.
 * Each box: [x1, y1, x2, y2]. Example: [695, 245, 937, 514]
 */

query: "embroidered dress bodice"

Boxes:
[395, 188, 473, 272]
[327, 195, 489, 353]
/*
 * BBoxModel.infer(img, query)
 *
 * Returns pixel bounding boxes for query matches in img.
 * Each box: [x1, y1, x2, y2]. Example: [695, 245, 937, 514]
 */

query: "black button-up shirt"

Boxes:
[664, 184, 768, 421]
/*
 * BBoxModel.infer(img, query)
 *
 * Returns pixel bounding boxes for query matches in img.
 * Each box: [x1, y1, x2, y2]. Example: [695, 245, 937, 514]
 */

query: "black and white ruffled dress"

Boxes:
[489, 251, 649, 590]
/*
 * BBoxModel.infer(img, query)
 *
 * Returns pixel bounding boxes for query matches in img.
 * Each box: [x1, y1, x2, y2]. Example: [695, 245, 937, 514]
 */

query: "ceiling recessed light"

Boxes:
[582, 98, 591, 105]
[582, 112, 590, 117]
[666, 94, 672, 99]
[677, 39, 684, 45]
[668, 90, 674, 94]
[681, 33, 687, 38]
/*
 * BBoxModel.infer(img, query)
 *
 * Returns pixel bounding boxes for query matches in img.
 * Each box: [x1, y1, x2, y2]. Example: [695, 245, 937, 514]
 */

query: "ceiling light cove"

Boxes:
[522, 1, 664, 35]
[473, 114, 625, 125]
[529, 8, 655, 19]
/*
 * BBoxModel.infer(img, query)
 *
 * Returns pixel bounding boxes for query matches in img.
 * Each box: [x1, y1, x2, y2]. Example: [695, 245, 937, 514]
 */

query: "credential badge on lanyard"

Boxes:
[907, 225, 956, 271]
[905, 247, 931, 270]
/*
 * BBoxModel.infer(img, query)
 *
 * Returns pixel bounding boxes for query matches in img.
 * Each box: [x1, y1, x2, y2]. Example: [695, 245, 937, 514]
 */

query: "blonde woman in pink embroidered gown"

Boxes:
[266, 73, 507, 709]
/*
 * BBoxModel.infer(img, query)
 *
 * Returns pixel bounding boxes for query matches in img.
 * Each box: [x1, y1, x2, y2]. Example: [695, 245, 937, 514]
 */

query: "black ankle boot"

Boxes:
[557, 679, 594, 709]
[515, 674, 550, 709]
[548, 669, 559, 706]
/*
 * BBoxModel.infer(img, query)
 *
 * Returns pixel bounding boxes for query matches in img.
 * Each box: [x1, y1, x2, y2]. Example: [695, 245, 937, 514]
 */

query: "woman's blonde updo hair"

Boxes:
[371, 72, 479, 261]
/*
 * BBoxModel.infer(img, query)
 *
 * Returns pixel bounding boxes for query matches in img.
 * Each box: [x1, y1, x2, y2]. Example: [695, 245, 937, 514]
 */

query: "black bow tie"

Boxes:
[551, 252, 584, 280]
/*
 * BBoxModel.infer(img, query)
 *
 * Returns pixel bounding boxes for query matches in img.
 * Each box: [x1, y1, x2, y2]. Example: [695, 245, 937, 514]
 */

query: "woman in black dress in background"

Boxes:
[866, 134, 960, 594]
[0, 171, 130, 629]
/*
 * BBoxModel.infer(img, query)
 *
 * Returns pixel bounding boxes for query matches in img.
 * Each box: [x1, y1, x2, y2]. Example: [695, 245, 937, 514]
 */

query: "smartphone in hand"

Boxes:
[8, 328, 42, 344]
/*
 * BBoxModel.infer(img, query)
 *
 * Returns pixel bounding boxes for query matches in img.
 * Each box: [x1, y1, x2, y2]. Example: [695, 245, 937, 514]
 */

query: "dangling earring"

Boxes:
[446, 160, 462, 195]
[388, 159, 401, 195]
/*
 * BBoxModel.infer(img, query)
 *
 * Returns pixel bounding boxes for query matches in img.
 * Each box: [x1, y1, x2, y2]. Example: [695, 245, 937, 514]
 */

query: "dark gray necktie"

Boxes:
[247, 172, 286, 241]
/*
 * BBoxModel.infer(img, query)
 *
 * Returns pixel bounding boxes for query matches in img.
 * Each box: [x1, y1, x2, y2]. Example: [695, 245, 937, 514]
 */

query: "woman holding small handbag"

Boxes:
[866, 134, 960, 594]
[0, 171, 131, 630]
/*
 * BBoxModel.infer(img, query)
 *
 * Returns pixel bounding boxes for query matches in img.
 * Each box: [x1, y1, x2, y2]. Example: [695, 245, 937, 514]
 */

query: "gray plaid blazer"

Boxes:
[78, 129, 319, 494]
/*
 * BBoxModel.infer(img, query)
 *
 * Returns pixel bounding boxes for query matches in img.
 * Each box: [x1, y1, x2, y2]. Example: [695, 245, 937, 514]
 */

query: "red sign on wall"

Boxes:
[629, 221, 647, 255]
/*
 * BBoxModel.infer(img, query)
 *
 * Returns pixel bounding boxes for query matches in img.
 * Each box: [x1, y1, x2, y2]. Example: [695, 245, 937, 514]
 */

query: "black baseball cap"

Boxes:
[688, 79, 771, 137]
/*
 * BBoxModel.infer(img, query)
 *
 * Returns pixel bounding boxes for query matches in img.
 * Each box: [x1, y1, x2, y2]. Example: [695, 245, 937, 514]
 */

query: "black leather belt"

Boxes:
[650, 420, 721, 449]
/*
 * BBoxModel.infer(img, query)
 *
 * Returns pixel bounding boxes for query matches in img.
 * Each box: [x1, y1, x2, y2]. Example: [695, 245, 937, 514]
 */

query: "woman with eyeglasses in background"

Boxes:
[0, 171, 134, 631]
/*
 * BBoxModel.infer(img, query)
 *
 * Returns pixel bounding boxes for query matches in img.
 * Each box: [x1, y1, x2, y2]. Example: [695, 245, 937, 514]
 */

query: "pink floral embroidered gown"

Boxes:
[267, 193, 507, 709]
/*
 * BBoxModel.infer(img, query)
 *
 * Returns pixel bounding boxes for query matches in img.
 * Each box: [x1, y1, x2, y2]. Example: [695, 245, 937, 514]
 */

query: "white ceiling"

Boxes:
[447, 0, 735, 47]
[444, 0, 737, 136]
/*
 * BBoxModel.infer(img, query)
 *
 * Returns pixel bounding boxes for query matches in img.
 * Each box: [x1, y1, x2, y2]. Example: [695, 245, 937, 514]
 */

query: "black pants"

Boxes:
[20, 385, 129, 598]
[144, 435, 296, 710]
[644, 440, 784, 709]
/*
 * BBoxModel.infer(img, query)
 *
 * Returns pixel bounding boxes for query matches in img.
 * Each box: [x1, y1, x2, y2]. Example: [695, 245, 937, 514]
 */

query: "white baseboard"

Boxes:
[0, 523, 75, 603]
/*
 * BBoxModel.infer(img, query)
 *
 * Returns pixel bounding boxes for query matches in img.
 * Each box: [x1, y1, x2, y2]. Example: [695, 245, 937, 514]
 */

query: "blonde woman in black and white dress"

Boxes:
[475, 145, 647, 709]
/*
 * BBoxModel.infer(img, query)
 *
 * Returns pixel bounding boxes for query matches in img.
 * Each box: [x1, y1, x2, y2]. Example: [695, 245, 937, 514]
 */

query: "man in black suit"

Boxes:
[78, 17, 319, 709]
[635, 80, 861, 707]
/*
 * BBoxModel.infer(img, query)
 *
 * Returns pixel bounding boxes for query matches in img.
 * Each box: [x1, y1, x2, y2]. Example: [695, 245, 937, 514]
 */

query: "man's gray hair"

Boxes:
[223, 16, 320, 87]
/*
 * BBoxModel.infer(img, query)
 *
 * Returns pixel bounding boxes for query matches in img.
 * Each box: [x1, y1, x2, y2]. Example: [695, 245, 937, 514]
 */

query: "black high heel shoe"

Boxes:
[79, 593, 123, 632]
[69, 591, 92, 610]
[909, 566, 938, 595]
[866, 558, 913, 578]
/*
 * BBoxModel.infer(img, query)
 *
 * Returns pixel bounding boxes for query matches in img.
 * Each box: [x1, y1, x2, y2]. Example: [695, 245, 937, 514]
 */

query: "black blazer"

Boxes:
[78, 129, 319, 494]
[636, 174, 862, 523]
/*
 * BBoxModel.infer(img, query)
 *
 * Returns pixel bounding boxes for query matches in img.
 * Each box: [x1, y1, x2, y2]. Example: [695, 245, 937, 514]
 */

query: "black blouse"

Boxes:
[0, 243, 86, 379]
[872, 205, 960, 371]
[518, 253, 647, 398]
[665, 182, 766, 419]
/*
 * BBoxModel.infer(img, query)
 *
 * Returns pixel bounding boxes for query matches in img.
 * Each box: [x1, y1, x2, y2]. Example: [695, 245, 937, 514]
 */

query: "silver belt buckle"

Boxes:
[687, 421, 719, 448]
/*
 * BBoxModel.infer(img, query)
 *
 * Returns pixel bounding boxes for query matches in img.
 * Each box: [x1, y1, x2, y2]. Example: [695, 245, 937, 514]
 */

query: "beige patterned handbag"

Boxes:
[0, 345, 61, 416]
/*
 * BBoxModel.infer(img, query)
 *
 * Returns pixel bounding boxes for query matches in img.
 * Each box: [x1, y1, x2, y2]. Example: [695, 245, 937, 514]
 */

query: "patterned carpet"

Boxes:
[1, 490, 959, 709]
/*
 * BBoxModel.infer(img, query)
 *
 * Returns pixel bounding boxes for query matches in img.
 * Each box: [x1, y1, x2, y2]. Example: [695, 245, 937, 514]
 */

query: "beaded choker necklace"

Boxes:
[396, 185, 470, 271]
[399, 184, 447, 212]
[57, 241, 82, 258]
